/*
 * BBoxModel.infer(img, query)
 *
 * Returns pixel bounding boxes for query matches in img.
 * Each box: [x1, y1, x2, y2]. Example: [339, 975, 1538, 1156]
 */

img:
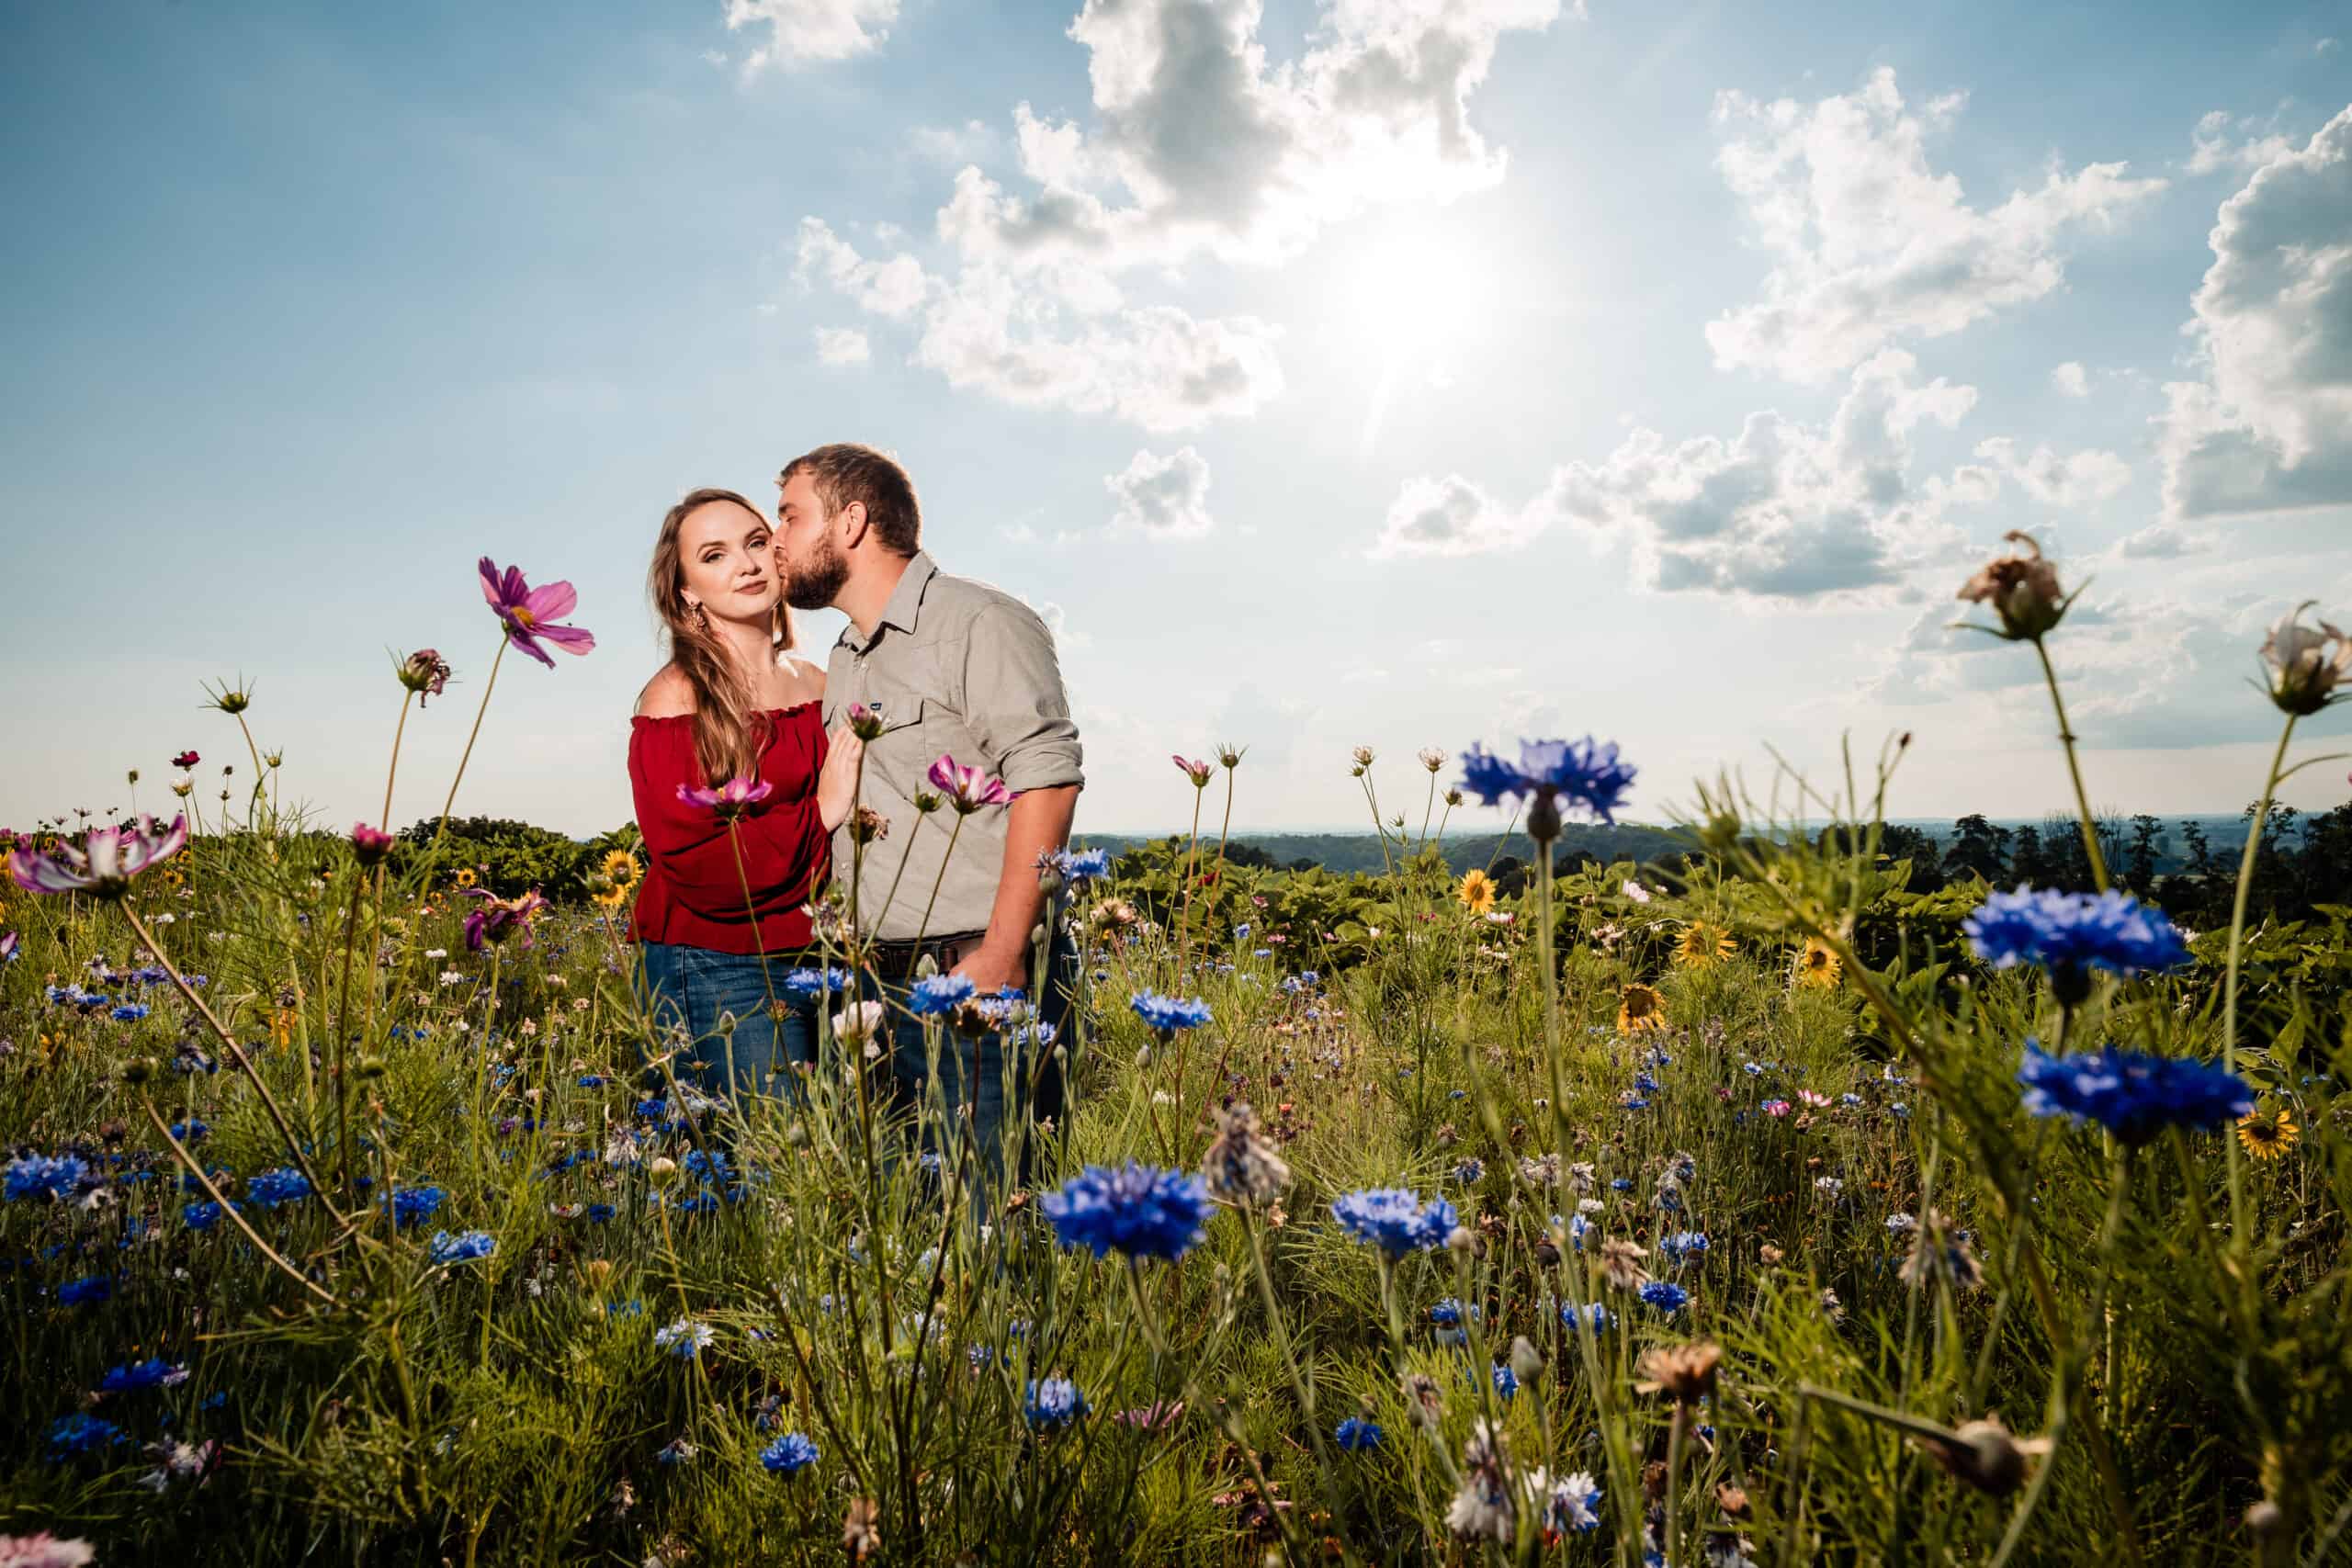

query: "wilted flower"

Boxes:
[676, 775, 773, 820]
[1917, 1416, 2051, 1496]
[2258, 602, 2352, 716]
[1417, 747, 1446, 773]
[1898, 1210, 1983, 1292]
[1445, 1420, 1514, 1543]
[1201, 1101, 1292, 1206]
[929, 755, 1014, 812]
[1956, 530, 2071, 641]
[842, 1497, 882, 1562]
[1637, 1340, 1722, 1404]
[397, 649, 452, 703]
[11, 815, 187, 899]
[1600, 1238, 1650, 1291]
[480, 558, 595, 666]
[1039, 1161, 1212, 1262]
[849, 806, 888, 844]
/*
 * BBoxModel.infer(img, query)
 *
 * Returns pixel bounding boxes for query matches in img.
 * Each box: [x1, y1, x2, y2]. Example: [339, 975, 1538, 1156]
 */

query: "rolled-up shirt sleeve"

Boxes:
[962, 603, 1084, 793]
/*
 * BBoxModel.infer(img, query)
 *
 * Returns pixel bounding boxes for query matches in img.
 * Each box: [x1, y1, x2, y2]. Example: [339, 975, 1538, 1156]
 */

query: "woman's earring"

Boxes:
[689, 601, 709, 631]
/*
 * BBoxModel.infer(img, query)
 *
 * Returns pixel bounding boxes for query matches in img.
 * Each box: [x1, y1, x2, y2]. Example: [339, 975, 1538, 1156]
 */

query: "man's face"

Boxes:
[775, 471, 850, 612]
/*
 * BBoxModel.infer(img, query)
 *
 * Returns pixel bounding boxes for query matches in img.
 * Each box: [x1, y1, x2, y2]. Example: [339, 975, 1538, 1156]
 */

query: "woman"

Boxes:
[628, 487, 861, 1103]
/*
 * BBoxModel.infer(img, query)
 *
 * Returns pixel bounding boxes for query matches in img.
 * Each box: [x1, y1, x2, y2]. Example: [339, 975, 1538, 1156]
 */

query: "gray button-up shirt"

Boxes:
[822, 550, 1084, 942]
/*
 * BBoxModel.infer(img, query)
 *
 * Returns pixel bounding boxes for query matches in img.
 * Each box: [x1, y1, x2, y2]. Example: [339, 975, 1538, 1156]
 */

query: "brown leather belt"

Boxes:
[865, 931, 988, 985]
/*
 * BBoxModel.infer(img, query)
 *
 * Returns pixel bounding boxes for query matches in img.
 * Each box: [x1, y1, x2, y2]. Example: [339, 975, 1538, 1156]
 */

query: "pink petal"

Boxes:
[506, 627, 558, 668]
[533, 623, 595, 656]
[479, 557, 504, 609]
[522, 580, 578, 622]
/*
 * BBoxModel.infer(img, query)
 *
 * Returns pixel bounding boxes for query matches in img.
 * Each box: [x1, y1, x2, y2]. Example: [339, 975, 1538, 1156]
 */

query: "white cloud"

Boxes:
[2187, 109, 2299, 176]
[813, 326, 870, 366]
[724, 0, 899, 68]
[792, 0, 1562, 431]
[1706, 68, 2166, 381]
[908, 120, 999, 165]
[2319, 38, 2340, 56]
[1973, 437, 2132, 505]
[2158, 106, 2352, 520]
[1104, 446, 1215, 536]
[2109, 523, 2212, 560]
[2051, 361, 2089, 397]
[1369, 474, 1544, 558]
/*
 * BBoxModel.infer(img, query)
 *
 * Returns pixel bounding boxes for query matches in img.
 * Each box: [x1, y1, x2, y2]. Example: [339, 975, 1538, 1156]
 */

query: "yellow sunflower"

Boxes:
[1617, 983, 1666, 1033]
[1457, 868, 1497, 915]
[2236, 1106, 2299, 1161]
[1793, 938, 1842, 989]
[601, 850, 641, 888]
[453, 868, 477, 889]
[591, 878, 630, 911]
[1675, 920, 1736, 969]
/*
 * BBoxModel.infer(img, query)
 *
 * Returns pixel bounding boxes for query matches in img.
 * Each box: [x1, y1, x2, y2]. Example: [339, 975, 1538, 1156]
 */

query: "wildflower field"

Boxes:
[5, 542, 2351, 1567]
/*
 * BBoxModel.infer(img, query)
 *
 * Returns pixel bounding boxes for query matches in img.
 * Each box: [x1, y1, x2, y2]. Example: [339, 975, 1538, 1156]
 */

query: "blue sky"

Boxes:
[5, 0, 2349, 837]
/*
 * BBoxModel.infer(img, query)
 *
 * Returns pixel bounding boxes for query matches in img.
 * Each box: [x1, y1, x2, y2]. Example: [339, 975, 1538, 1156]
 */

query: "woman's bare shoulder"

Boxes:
[635, 666, 695, 718]
[775, 654, 826, 708]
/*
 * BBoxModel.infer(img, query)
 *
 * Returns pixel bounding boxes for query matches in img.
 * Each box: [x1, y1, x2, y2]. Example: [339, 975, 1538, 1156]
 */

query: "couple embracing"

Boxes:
[624, 443, 1082, 1179]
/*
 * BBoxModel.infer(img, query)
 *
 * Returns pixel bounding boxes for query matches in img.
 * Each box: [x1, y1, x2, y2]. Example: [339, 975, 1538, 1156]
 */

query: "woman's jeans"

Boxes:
[635, 942, 817, 1104]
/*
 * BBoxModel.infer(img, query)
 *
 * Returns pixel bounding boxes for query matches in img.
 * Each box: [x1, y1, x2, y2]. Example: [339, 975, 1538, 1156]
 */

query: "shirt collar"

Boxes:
[839, 550, 938, 654]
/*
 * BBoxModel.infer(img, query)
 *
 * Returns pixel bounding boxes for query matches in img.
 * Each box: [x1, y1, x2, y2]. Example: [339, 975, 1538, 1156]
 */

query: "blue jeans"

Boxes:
[636, 942, 818, 1104]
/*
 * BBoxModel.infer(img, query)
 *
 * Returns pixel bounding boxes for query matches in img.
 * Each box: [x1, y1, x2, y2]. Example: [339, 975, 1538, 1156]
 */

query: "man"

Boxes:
[772, 442, 1082, 1182]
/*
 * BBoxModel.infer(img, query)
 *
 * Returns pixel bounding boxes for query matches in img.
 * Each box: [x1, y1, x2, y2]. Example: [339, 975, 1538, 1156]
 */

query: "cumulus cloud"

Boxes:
[1371, 350, 2022, 598]
[724, 0, 899, 67]
[2158, 105, 2352, 520]
[2051, 361, 2089, 397]
[791, 0, 1562, 430]
[2109, 523, 2212, 560]
[2187, 108, 2298, 175]
[1973, 437, 2132, 505]
[813, 326, 871, 366]
[1705, 68, 2166, 381]
[1104, 446, 1214, 536]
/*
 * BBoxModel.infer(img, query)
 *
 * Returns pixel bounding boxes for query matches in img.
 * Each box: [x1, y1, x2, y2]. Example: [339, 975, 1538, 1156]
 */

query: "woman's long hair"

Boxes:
[648, 488, 794, 785]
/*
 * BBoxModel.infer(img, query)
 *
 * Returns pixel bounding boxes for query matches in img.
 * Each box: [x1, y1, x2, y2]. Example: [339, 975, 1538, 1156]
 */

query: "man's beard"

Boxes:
[781, 536, 849, 611]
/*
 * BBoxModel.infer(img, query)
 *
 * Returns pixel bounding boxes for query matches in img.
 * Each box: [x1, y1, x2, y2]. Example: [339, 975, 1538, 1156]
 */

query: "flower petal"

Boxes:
[505, 626, 557, 668]
[532, 623, 595, 656]
[521, 580, 578, 622]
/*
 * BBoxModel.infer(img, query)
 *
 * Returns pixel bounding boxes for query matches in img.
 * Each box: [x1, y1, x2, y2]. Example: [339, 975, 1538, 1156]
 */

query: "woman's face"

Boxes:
[676, 500, 778, 625]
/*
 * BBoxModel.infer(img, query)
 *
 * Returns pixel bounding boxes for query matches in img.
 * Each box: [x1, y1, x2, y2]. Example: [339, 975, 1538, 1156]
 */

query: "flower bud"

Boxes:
[356, 1055, 387, 1078]
[1508, 1335, 1542, 1383]
[846, 702, 888, 740]
[121, 1056, 157, 1086]
[398, 649, 452, 704]
[2258, 602, 2351, 716]
[350, 823, 396, 868]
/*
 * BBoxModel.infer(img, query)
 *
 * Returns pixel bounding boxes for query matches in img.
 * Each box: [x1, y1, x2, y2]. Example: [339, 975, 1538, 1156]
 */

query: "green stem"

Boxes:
[2031, 637, 2109, 893]
[430, 636, 509, 857]
[2222, 712, 2295, 1246]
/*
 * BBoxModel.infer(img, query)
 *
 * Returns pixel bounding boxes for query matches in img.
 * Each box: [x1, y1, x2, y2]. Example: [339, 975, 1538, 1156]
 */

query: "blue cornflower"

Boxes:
[576, 1074, 606, 1088]
[654, 1318, 714, 1359]
[908, 974, 976, 1016]
[58, 1274, 112, 1307]
[761, 1431, 820, 1475]
[47, 1412, 122, 1460]
[586, 1203, 616, 1224]
[99, 1358, 187, 1393]
[1658, 1231, 1709, 1268]
[1490, 1362, 1520, 1401]
[1639, 1280, 1689, 1313]
[429, 1230, 496, 1264]
[1964, 887, 2192, 982]
[782, 966, 852, 1001]
[1330, 1188, 1457, 1258]
[1023, 1376, 1089, 1431]
[1456, 737, 1637, 824]
[1563, 1301, 1615, 1333]
[1334, 1416, 1384, 1451]
[1050, 846, 1112, 884]
[1233, 923, 1250, 942]
[245, 1167, 313, 1210]
[110, 1002, 151, 1022]
[6, 1152, 89, 1202]
[2017, 1042, 2253, 1145]
[1041, 1161, 1212, 1262]
[182, 1201, 228, 1231]
[170, 1119, 209, 1142]
[388, 1184, 447, 1228]
[1611, 1178, 1634, 1192]
[684, 1148, 732, 1185]
[1430, 1297, 1475, 1326]
[1451, 1158, 1484, 1189]
[1129, 992, 1214, 1034]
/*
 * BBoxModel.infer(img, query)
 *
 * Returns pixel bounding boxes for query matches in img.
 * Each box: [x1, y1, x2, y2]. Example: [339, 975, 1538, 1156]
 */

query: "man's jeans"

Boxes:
[637, 942, 818, 1105]
[865, 925, 1076, 1197]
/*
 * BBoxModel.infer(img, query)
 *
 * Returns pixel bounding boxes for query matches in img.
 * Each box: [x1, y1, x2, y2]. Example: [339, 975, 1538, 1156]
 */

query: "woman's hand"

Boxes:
[816, 727, 865, 832]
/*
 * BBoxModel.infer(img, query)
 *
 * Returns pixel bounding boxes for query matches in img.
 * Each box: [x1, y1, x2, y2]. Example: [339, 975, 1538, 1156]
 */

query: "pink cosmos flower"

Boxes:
[676, 776, 774, 820]
[351, 823, 396, 866]
[1796, 1089, 1831, 1109]
[171, 750, 199, 770]
[479, 558, 595, 668]
[928, 755, 1014, 814]
[0, 1533, 96, 1568]
[9, 815, 187, 900]
[1762, 1099, 1792, 1118]
[462, 887, 548, 952]
[0, 931, 17, 964]
[1172, 755, 1213, 787]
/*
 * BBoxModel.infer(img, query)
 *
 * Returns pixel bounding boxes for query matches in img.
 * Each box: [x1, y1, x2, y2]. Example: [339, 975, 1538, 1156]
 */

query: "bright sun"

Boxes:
[1339, 227, 1487, 451]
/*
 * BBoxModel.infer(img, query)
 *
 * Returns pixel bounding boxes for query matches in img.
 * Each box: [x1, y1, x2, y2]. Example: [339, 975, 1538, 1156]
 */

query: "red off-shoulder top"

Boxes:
[626, 702, 829, 954]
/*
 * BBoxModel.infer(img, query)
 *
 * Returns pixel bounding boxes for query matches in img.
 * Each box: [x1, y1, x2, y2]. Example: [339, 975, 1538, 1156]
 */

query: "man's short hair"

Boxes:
[780, 444, 921, 555]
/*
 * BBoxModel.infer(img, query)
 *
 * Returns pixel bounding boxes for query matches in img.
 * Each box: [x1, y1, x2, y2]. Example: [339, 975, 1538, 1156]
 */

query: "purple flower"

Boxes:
[10, 815, 187, 899]
[478, 558, 595, 668]
[398, 649, 452, 704]
[350, 823, 396, 867]
[675, 775, 774, 820]
[928, 754, 1015, 813]
[0, 930, 17, 964]
[1171, 755, 1213, 787]
[462, 888, 547, 953]
[1457, 738, 1635, 824]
